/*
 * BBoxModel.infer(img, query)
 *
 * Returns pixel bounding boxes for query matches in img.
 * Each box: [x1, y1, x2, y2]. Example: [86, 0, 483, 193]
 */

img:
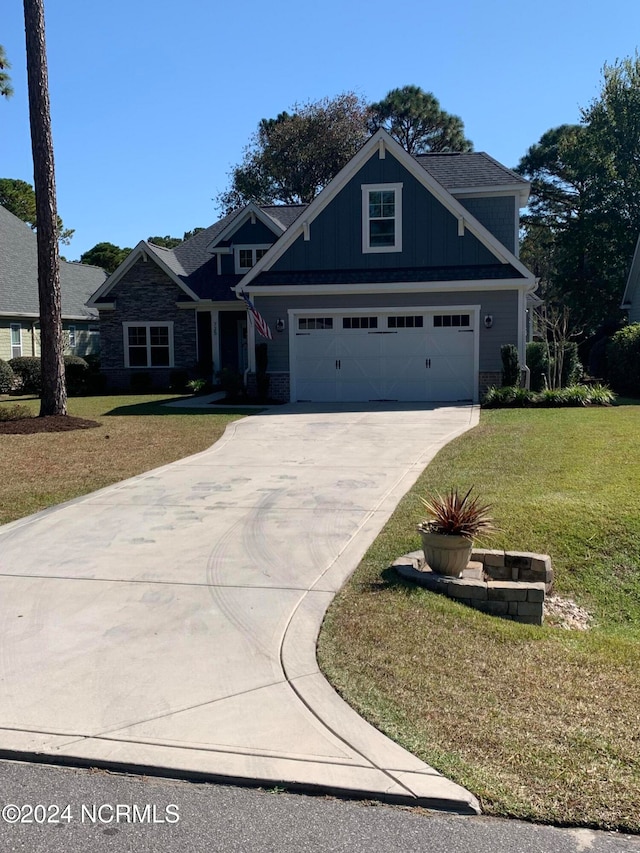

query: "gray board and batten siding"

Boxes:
[253, 290, 519, 375]
[457, 195, 518, 256]
[270, 152, 508, 273]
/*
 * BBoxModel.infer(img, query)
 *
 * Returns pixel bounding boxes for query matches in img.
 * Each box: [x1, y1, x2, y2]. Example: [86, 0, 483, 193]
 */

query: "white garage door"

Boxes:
[292, 310, 476, 402]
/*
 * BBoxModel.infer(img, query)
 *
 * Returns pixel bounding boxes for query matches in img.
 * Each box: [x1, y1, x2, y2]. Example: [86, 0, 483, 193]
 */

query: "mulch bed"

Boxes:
[0, 416, 101, 434]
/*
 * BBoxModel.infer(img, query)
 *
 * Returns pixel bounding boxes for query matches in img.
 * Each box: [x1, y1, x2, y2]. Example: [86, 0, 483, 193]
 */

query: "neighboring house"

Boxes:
[621, 233, 640, 323]
[89, 129, 537, 402]
[0, 203, 105, 363]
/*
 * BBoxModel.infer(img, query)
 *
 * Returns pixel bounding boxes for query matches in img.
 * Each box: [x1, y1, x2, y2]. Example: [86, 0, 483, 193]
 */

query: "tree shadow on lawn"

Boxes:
[103, 397, 261, 417]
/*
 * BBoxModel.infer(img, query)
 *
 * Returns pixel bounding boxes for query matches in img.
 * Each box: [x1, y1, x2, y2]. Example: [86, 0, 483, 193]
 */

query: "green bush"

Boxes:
[607, 324, 640, 395]
[525, 341, 582, 390]
[561, 341, 582, 387]
[218, 368, 244, 401]
[64, 355, 89, 396]
[483, 383, 615, 409]
[501, 344, 520, 387]
[9, 356, 41, 393]
[0, 403, 33, 422]
[526, 342, 550, 392]
[187, 378, 207, 394]
[0, 359, 15, 394]
[483, 386, 536, 407]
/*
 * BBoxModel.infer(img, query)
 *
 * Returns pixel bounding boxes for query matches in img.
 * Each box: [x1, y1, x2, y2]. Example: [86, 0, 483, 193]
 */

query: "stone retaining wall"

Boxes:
[393, 549, 554, 625]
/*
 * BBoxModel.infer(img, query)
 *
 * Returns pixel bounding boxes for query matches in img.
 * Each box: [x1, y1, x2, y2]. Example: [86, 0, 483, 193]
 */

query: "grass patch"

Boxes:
[318, 406, 640, 832]
[0, 395, 244, 526]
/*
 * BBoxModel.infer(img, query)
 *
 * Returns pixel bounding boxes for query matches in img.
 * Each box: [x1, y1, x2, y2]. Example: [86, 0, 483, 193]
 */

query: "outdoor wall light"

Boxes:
[484, 314, 494, 329]
[276, 318, 285, 333]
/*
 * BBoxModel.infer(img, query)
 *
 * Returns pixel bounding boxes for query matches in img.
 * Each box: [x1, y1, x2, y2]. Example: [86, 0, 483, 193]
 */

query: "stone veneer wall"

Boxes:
[394, 549, 554, 625]
[98, 258, 197, 391]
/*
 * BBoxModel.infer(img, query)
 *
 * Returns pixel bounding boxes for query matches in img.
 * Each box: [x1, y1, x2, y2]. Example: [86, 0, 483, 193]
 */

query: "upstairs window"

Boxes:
[235, 246, 270, 273]
[362, 183, 402, 253]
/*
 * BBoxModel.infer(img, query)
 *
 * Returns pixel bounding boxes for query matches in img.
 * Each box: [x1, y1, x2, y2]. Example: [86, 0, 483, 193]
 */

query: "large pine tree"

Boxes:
[23, 0, 67, 416]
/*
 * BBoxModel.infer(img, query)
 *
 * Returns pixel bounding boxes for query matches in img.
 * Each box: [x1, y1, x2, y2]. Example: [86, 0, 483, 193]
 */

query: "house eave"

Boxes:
[0, 310, 97, 321]
[241, 278, 534, 297]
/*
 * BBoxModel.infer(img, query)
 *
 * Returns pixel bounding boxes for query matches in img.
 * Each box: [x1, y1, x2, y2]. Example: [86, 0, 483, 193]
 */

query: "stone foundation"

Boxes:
[245, 371, 290, 402]
[394, 548, 553, 625]
[478, 371, 501, 399]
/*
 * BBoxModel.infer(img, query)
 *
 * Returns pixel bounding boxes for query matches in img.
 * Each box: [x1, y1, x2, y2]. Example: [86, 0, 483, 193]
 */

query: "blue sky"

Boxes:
[2, 0, 639, 259]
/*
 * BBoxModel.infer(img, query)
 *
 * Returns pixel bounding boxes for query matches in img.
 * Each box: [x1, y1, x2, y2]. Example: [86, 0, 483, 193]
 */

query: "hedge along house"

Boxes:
[0, 204, 105, 362]
[89, 130, 537, 402]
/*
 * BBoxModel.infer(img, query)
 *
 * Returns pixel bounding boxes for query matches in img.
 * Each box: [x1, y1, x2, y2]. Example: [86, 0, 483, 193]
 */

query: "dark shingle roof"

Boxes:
[136, 205, 309, 301]
[96, 149, 526, 303]
[0, 204, 106, 319]
[415, 152, 527, 190]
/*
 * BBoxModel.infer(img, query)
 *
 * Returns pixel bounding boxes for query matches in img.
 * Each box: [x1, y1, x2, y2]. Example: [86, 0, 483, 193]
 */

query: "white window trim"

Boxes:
[10, 323, 22, 358]
[123, 321, 174, 369]
[362, 183, 403, 254]
[68, 325, 76, 349]
[234, 245, 272, 274]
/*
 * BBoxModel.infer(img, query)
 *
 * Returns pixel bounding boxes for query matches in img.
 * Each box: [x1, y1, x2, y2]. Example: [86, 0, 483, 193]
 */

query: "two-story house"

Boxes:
[89, 129, 536, 402]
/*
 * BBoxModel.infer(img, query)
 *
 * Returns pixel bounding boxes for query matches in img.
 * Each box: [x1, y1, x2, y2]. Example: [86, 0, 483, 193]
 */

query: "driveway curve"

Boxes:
[0, 402, 479, 812]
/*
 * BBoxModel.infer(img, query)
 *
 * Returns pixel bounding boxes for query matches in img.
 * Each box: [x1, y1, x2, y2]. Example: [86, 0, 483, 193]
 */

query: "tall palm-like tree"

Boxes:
[0, 45, 13, 98]
[23, 0, 67, 415]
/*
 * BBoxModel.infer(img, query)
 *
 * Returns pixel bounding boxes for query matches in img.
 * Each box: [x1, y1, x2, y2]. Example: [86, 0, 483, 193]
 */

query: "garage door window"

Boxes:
[388, 316, 424, 328]
[298, 317, 333, 330]
[342, 317, 378, 329]
[433, 314, 470, 327]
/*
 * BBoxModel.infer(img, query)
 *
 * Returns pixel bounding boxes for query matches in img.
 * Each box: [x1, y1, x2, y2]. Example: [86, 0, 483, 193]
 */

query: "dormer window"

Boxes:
[362, 183, 403, 253]
[235, 246, 270, 273]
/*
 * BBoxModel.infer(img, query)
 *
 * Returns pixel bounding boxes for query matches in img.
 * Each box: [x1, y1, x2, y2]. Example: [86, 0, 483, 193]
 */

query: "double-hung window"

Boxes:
[235, 246, 270, 273]
[123, 322, 174, 368]
[10, 324, 22, 358]
[362, 183, 402, 253]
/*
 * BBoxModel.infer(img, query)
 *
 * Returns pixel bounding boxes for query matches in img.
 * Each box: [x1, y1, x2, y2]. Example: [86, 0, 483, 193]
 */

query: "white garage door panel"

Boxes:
[293, 312, 476, 402]
[427, 327, 475, 401]
[294, 330, 338, 401]
[337, 331, 383, 401]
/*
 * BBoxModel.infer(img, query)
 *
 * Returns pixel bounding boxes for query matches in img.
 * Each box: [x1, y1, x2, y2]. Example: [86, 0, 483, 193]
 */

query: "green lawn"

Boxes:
[0, 395, 244, 526]
[318, 405, 640, 832]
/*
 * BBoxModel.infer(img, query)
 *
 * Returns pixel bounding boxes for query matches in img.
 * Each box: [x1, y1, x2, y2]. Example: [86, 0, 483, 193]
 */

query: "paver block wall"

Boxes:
[394, 549, 553, 626]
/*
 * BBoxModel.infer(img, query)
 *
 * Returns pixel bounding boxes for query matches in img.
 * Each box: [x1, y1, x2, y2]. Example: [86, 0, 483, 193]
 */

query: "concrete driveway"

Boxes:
[0, 403, 479, 811]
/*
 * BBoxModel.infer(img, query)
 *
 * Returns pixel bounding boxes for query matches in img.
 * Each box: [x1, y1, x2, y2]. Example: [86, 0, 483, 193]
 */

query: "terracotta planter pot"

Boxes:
[419, 528, 473, 577]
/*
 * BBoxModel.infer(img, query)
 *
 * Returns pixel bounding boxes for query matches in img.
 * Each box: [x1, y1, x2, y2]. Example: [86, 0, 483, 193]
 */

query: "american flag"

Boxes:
[239, 291, 273, 341]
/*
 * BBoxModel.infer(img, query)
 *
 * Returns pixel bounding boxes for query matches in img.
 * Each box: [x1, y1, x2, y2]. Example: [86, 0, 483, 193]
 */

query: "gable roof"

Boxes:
[88, 134, 533, 305]
[237, 129, 535, 291]
[621, 232, 640, 308]
[90, 204, 307, 304]
[0, 203, 106, 320]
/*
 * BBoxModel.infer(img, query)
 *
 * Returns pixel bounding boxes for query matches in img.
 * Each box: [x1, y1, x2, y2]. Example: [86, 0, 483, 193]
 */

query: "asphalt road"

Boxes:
[0, 760, 637, 853]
